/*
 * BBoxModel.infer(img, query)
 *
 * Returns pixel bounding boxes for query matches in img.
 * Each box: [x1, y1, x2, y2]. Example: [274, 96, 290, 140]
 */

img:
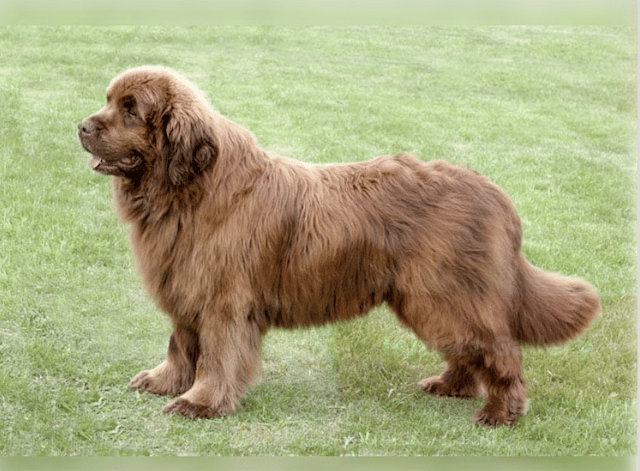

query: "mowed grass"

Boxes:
[0, 26, 635, 455]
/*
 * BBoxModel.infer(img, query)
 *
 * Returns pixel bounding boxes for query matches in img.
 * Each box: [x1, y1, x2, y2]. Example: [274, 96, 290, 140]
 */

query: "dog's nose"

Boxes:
[78, 120, 95, 134]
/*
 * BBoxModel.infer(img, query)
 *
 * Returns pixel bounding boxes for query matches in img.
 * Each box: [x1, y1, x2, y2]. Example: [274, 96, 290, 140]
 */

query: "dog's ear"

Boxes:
[161, 103, 217, 187]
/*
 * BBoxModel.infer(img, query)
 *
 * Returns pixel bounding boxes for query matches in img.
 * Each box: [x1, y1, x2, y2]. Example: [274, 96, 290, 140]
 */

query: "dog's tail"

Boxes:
[512, 255, 600, 345]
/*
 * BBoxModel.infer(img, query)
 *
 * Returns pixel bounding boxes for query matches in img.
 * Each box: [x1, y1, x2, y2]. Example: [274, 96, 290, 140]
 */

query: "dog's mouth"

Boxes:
[88, 152, 144, 178]
[80, 135, 122, 176]
[90, 154, 104, 170]
[88, 154, 123, 176]
[84, 145, 118, 175]
[80, 137, 141, 177]
[79, 138, 105, 171]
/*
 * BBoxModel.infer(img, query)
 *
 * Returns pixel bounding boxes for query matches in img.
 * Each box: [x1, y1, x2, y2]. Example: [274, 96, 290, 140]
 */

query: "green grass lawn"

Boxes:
[0, 26, 636, 456]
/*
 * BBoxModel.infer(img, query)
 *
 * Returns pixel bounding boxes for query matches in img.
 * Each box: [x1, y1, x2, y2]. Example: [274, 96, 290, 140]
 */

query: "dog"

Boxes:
[78, 66, 600, 425]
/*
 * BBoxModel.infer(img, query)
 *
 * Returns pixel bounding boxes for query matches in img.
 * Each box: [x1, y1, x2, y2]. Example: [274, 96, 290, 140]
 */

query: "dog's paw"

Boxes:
[472, 409, 516, 426]
[472, 399, 528, 426]
[129, 370, 157, 391]
[129, 361, 194, 396]
[129, 370, 180, 396]
[419, 376, 479, 399]
[162, 397, 221, 419]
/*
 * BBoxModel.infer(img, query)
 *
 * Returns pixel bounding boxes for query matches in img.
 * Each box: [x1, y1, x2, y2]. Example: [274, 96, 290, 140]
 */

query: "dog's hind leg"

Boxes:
[420, 337, 528, 426]
[387, 292, 481, 397]
[390, 290, 528, 426]
[469, 339, 529, 426]
[420, 336, 528, 426]
[418, 349, 482, 399]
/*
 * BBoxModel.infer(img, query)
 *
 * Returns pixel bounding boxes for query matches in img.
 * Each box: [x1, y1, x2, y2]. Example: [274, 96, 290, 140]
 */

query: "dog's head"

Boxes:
[78, 66, 218, 186]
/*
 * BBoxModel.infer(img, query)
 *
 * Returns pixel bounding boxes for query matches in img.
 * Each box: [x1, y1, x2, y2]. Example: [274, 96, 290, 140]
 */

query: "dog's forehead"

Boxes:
[104, 67, 207, 112]
[107, 70, 165, 99]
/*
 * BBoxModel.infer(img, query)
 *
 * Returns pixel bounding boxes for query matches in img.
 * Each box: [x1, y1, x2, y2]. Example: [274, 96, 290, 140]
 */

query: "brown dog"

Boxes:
[78, 66, 600, 425]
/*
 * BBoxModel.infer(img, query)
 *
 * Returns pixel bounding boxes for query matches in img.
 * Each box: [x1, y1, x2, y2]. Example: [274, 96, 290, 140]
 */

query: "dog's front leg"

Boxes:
[162, 307, 263, 419]
[129, 321, 199, 396]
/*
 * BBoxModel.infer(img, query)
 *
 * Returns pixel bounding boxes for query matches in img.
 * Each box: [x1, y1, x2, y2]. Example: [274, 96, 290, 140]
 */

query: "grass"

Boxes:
[0, 26, 636, 456]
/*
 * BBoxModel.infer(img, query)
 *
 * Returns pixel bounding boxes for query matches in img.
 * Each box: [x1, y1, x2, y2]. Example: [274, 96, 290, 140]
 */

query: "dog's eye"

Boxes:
[124, 105, 137, 118]
[121, 96, 138, 118]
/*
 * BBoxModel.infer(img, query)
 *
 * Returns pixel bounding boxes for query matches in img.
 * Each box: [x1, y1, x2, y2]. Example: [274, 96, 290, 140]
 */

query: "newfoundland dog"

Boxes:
[78, 66, 599, 425]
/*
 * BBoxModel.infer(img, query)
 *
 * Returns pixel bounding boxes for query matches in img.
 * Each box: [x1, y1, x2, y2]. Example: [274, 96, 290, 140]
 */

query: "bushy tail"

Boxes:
[513, 255, 600, 345]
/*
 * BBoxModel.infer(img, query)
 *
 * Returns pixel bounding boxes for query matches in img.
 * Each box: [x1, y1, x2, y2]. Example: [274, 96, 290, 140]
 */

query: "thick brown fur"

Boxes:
[78, 66, 600, 426]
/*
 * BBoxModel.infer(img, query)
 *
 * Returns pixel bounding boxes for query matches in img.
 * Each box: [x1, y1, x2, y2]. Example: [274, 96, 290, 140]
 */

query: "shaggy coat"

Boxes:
[78, 66, 600, 425]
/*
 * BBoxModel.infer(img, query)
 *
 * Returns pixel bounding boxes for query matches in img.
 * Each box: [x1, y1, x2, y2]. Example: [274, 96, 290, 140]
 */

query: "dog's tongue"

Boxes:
[90, 155, 103, 169]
